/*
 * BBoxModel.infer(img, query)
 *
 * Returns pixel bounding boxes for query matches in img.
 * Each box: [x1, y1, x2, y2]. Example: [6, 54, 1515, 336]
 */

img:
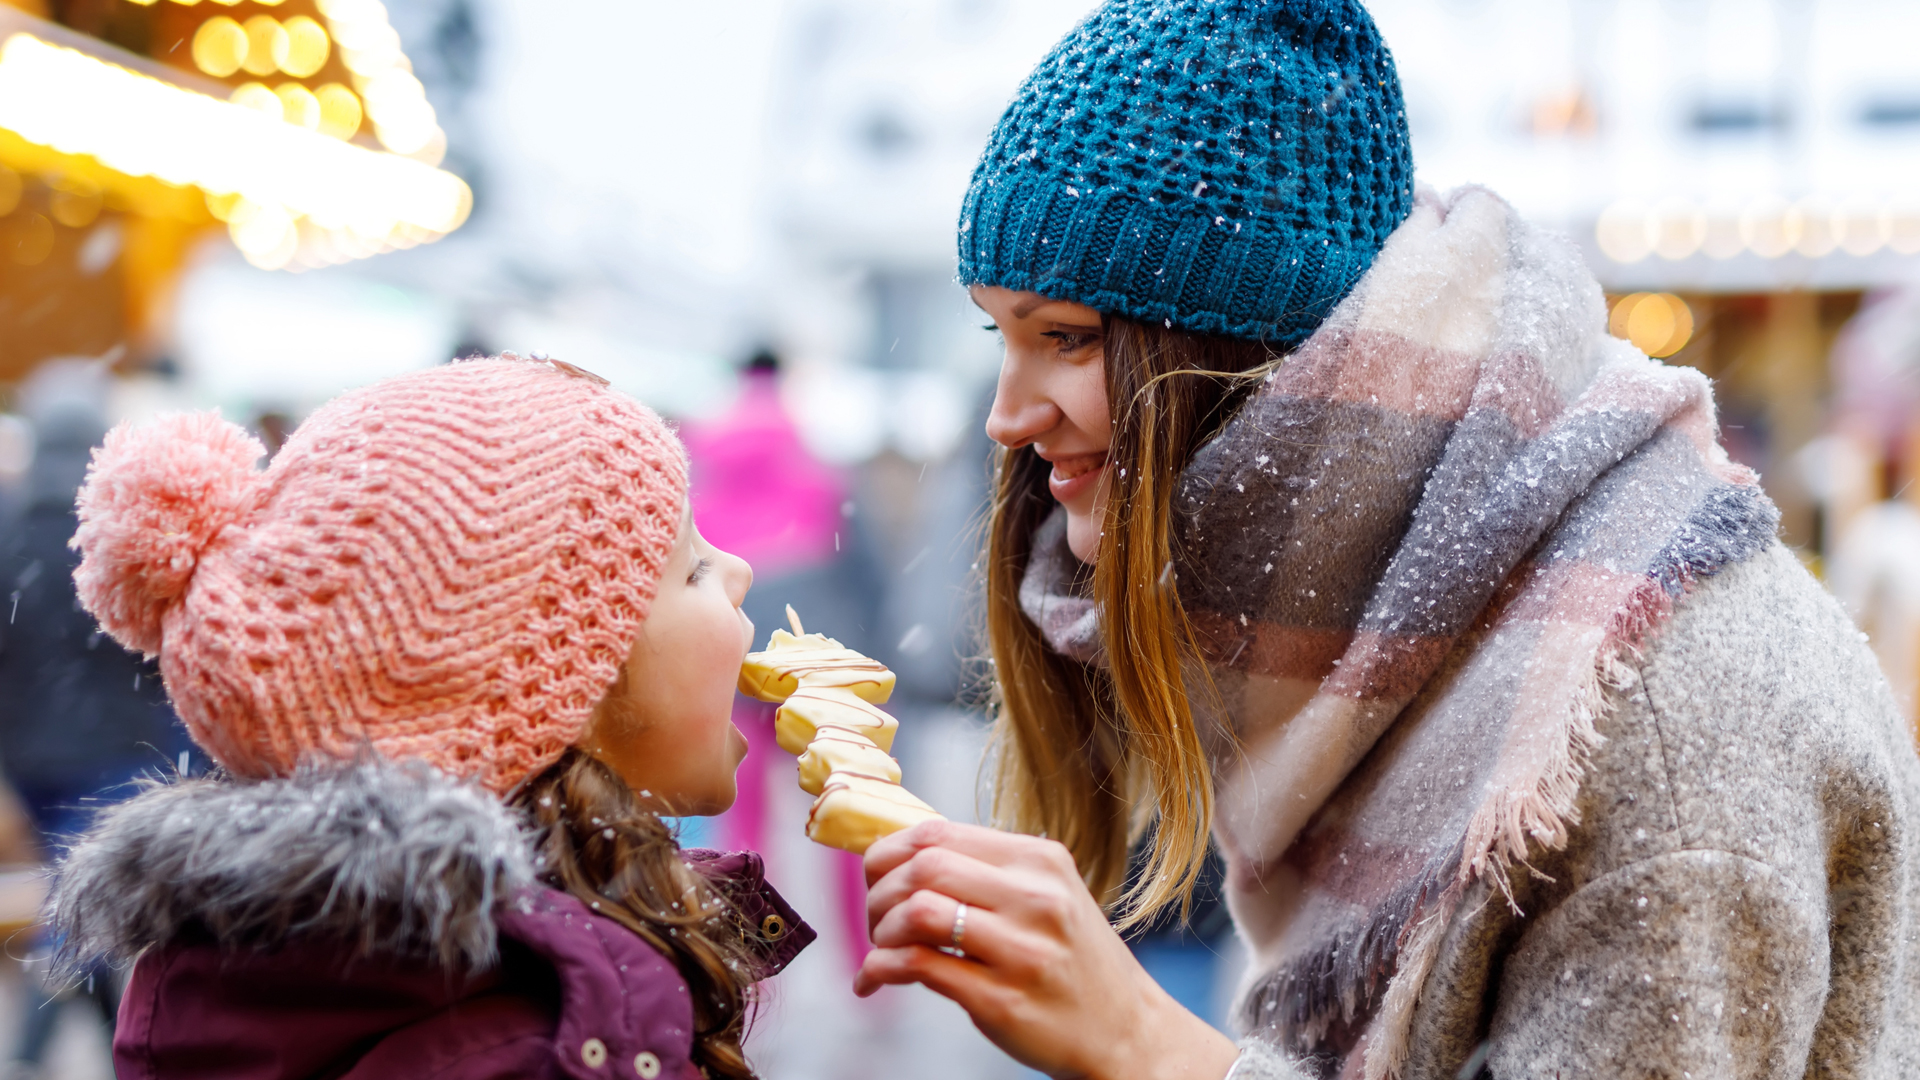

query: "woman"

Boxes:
[856, 3, 1920, 1079]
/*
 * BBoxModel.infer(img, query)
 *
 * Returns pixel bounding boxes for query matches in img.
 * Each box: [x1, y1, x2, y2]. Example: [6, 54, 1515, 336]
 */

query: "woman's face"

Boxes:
[976, 285, 1110, 563]
[578, 503, 755, 816]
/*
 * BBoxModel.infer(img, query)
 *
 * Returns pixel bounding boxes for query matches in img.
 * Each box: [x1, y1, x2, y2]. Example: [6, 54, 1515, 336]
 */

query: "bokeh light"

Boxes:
[275, 83, 321, 130]
[315, 82, 362, 140]
[4, 213, 53, 267]
[1609, 293, 1694, 359]
[281, 16, 330, 78]
[240, 16, 291, 78]
[1595, 200, 1654, 263]
[0, 33, 471, 271]
[229, 81, 283, 121]
[47, 176, 102, 228]
[316, 0, 444, 160]
[1596, 195, 1920, 264]
[191, 16, 247, 78]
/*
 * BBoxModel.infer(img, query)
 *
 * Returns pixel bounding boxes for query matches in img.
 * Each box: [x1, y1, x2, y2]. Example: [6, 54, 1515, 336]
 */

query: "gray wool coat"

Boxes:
[1233, 542, 1920, 1079]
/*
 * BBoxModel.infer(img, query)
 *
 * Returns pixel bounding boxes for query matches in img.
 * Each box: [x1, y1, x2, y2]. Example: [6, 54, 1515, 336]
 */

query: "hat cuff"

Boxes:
[958, 172, 1378, 346]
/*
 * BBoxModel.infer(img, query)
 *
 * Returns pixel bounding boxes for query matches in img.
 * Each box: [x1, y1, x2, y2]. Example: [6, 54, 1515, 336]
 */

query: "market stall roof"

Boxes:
[0, 5, 468, 270]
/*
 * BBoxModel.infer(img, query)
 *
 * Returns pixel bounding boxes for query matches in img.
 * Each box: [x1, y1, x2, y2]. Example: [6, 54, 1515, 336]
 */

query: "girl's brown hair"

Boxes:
[515, 731, 760, 1078]
[984, 314, 1277, 927]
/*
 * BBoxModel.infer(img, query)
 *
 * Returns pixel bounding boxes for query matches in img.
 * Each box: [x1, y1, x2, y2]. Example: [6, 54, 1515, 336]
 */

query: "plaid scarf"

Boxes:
[1019, 187, 1778, 1079]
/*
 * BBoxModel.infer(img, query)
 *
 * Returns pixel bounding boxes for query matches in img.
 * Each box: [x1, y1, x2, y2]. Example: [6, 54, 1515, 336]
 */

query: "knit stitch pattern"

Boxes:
[958, 0, 1414, 344]
[72, 357, 687, 794]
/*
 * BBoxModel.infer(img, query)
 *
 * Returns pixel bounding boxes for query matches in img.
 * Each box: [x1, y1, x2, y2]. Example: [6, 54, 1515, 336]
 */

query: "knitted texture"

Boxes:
[958, 0, 1414, 345]
[72, 357, 687, 794]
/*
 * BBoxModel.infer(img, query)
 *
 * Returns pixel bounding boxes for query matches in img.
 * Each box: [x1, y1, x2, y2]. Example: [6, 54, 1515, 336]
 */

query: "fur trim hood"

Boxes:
[47, 758, 536, 978]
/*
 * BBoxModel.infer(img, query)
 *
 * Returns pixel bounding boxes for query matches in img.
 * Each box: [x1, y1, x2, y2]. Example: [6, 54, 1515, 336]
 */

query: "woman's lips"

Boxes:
[1046, 453, 1108, 504]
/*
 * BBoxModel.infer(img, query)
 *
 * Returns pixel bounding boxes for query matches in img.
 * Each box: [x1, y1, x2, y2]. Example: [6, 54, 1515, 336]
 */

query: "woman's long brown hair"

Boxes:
[514, 743, 759, 1079]
[985, 314, 1278, 927]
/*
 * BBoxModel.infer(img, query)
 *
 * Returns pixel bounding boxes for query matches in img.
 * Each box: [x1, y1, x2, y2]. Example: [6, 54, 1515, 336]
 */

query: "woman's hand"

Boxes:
[855, 820, 1239, 1080]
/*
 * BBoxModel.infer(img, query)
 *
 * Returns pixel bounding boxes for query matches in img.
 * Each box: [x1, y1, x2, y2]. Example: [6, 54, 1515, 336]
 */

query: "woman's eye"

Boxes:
[1041, 330, 1097, 353]
[688, 557, 712, 585]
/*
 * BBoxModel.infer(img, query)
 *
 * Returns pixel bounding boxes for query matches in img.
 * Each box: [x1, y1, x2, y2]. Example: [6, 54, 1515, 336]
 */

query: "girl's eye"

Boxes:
[688, 557, 713, 585]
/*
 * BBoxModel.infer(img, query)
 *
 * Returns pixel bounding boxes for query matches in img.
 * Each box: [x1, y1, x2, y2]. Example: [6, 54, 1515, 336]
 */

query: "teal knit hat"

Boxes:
[958, 0, 1414, 345]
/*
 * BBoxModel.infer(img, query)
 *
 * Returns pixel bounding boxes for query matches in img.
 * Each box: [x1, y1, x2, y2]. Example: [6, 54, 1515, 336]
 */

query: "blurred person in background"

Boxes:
[1822, 285, 1920, 734]
[0, 360, 191, 1079]
[852, 2, 1920, 1079]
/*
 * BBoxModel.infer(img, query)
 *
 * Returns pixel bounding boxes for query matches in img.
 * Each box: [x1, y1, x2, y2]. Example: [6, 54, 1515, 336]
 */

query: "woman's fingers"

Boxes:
[863, 843, 1048, 934]
[854, 944, 1016, 1027]
[864, 818, 1074, 884]
[869, 889, 1038, 971]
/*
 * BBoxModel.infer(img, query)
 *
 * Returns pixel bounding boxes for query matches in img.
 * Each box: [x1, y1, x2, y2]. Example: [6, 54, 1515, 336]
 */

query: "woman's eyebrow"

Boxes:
[1012, 295, 1050, 318]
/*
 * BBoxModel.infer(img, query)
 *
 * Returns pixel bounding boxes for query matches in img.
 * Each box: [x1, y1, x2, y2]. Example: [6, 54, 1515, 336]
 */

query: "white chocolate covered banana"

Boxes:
[738, 607, 895, 705]
[775, 680, 899, 755]
[739, 606, 945, 854]
[797, 729, 902, 797]
[805, 774, 944, 855]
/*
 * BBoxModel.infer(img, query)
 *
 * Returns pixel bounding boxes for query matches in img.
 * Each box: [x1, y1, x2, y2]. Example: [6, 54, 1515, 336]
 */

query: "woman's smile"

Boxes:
[1046, 452, 1107, 503]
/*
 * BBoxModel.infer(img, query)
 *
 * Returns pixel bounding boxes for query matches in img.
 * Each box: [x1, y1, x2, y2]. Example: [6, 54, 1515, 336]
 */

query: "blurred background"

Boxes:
[0, 0, 1914, 1077]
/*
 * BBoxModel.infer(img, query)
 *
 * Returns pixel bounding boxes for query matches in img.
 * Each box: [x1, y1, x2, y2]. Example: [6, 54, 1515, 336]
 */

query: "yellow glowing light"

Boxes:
[1837, 203, 1891, 257]
[1651, 197, 1705, 261]
[1595, 201, 1654, 263]
[230, 81, 283, 121]
[0, 165, 19, 216]
[204, 189, 243, 221]
[1792, 199, 1838, 258]
[192, 16, 248, 78]
[315, 0, 445, 159]
[5, 212, 53, 266]
[1738, 197, 1798, 259]
[315, 82, 362, 139]
[229, 198, 296, 264]
[1610, 293, 1694, 359]
[48, 176, 102, 228]
[0, 34, 471, 270]
[240, 16, 290, 77]
[281, 16, 329, 78]
[274, 83, 320, 130]
[1891, 205, 1920, 256]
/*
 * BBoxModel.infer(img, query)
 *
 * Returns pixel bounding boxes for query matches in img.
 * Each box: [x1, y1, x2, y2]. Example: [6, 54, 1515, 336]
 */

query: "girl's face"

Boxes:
[975, 285, 1111, 563]
[579, 504, 755, 816]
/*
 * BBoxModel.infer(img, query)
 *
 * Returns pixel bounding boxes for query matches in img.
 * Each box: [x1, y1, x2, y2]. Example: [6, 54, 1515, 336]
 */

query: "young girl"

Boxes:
[46, 355, 812, 1080]
[856, 2, 1920, 1079]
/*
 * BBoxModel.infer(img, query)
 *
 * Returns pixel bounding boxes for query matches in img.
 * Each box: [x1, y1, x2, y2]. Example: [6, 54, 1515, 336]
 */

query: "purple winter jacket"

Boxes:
[45, 761, 814, 1080]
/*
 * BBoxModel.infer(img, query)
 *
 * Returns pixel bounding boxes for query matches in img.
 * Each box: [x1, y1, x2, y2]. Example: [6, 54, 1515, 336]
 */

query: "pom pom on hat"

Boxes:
[73, 412, 266, 657]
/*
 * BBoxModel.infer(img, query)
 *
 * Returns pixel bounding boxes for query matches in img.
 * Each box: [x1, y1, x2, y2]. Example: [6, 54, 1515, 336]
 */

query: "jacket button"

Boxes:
[760, 914, 787, 940]
[634, 1051, 662, 1078]
[581, 1038, 607, 1068]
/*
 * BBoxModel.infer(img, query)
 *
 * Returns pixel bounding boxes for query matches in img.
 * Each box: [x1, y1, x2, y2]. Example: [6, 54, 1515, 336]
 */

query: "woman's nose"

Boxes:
[985, 356, 1058, 449]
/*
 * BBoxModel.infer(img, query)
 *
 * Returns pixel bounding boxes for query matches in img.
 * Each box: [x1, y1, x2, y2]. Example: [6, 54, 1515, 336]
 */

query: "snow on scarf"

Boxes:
[1019, 187, 1779, 1079]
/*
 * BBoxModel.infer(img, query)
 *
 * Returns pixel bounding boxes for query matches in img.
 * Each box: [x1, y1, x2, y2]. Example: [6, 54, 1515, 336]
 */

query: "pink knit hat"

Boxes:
[72, 356, 687, 793]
